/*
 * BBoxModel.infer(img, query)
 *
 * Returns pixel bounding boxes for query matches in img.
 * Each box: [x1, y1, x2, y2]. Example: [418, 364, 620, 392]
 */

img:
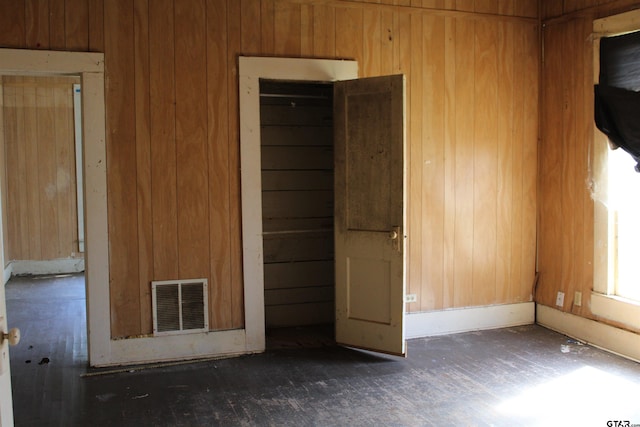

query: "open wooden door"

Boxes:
[0, 282, 15, 426]
[334, 75, 406, 356]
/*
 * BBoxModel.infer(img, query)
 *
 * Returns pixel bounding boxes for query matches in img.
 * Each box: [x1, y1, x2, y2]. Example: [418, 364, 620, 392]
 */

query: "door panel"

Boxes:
[0, 281, 14, 426]
[334, 75, 406, 356]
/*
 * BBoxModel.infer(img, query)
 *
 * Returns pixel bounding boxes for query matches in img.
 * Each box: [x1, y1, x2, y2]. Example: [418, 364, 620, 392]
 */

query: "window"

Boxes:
[591, 10, 640, 328]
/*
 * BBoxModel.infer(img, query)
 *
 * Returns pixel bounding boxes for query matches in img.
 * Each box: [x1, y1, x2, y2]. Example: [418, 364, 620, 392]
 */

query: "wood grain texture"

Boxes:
[1, 76, 80, 262]
[65, 0, 89, 50]
[228, 0, 244, 328]
[149, 0, 178, 284]
[25, 0, 50, 49]
[104, 0, 140, 337]
[539, 9, 614, 323]
[0, 0, 26, 47]
[134, 0, 153, 334]
[207, 0, 232, 331]
[0, 0, 542, 339]
[175, 0, 209, 281]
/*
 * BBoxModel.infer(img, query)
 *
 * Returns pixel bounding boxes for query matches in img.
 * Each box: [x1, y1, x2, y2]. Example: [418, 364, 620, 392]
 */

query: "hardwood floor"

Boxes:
[6, 274, 640, 426]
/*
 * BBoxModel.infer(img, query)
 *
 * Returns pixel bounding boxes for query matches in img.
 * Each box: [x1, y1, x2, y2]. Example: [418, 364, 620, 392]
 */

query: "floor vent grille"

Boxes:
[152, 279, 208, 336]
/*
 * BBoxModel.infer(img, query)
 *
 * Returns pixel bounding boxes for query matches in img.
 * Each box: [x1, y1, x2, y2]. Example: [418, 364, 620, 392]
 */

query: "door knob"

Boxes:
[2, 328, 20, 346]
[389, 226, 401, 252]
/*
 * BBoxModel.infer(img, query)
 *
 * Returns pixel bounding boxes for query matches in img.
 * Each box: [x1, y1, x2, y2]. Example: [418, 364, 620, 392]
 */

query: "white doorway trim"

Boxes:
[238, 56, 358, 349]
[0, 48, 109, 366]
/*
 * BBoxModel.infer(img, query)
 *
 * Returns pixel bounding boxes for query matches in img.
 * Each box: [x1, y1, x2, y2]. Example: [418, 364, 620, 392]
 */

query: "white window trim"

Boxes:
[592, 10, 640, 329]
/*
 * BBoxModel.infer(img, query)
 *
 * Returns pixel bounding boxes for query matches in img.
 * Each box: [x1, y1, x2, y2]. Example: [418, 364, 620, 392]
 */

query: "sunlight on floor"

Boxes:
[497, 365, 640, 426]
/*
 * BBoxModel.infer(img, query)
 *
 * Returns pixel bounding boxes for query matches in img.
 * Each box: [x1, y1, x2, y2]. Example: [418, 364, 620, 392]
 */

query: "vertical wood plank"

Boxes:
[300, 3, 313, 57]
[49, 0, 66, 49]
[498, 0, 515, 16]
[541, 0, 563, 20]
[105, 0, 140, 337]
[228, 0, 245, 328]
[207, 0, 232, 330]
[15, 80, 30, 259]
[274, 1, 301, 56]
[514, 0, 538, 18]
[175, 0, 210, 281]
[570, 17, 587, 315]
[36, 81, 59, 260]
[520, 21, 538, 302]
[472, 19, 498, 306]
[475, 0, 498, 14]
[22, 78, 42, 259]
[456, 0, 475, 12]
[560, 20, 577, 304]
[453, 18, 474, 307]
[261, 0, 275, 53]
[495, 21, 514, 303]
[362, 9, 381, 76]
[380, 10, 394, 75]
[134, 0, 153, 334]
[65, 0, 89, 50]
[421, 15, 447, 311]
[539, 23, 563, 304]
[335, 7, 363, 62]
[580, 17, 594, 312]
[88, 0, 105, 52]
[407, 12, 422, 311]
[3, 81, 22, 260]
[53, 80, 76, 257]
[25, 0, 50, 49]
[0, 0, 26, 47]
[442, 16, 456, 308]
[313, 5, 335, 58]
[149, 0, 178, 283]
[241, 0, 261, 55]
[510, 23, 525, 302]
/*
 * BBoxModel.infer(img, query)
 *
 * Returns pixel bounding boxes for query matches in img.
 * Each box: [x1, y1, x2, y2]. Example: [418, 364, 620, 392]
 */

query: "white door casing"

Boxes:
[239, 56, 358, 350]
[239, 58, 406, 356]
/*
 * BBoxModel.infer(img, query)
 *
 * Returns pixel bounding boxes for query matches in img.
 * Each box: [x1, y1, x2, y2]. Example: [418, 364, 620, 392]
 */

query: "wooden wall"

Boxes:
[0, 0, 539, 339]
[1, 76, 81, 263]
[538, 0, 640, 333]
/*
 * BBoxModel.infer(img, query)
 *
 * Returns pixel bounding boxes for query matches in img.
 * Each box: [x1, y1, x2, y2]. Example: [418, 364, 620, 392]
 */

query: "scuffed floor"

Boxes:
[6, 274, 640, 426]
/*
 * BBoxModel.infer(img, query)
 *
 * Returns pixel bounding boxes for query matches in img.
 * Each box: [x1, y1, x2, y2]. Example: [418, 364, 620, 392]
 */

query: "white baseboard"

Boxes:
[10, 258, 85, 276]
[94, 329, 262, 367]
[406, 302, 535, 339]
[3, 263, 12, 285]
[536, 304, 640, 363]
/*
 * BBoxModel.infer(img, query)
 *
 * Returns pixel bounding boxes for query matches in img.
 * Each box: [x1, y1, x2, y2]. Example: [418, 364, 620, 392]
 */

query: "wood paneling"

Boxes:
[538, 1, 640, 330]
[0, 0, 539, 339]
[1, 76, 81, 262]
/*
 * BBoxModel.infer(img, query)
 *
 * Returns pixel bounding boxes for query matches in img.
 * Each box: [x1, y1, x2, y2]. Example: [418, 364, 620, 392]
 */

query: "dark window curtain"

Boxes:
[595, 31, 640, 171]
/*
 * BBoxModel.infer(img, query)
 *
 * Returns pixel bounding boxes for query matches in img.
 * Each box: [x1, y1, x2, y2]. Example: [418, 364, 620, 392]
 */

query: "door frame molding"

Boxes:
[0, 48, 109, 365]
[238, 56, 358, 348]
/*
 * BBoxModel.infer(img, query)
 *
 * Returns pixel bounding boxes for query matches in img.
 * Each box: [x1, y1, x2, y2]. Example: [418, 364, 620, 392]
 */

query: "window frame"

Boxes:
[592, 10, 640, 328]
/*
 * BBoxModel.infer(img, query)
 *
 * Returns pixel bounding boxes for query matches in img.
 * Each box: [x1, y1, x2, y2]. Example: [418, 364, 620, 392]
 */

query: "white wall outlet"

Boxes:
[574, 291, 582, 307]
[555, 291, 565, 307]
[405, 294, 417, 303]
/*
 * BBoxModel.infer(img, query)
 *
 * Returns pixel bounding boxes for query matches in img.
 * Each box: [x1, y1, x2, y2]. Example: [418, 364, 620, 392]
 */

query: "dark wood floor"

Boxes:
[6, 274, 640, 427]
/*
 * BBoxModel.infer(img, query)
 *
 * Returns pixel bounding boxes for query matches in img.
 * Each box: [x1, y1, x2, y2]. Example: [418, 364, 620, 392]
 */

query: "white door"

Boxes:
[0, 281, 15, 426]
[334, 75, 406, 356]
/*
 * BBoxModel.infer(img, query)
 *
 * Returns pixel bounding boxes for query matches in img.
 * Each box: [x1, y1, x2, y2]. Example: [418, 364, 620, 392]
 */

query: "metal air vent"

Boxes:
[152, 279, 208, 336]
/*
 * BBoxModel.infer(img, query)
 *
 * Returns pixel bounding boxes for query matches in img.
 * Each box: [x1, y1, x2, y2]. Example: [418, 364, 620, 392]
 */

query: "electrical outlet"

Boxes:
[405, 294, 417, 303]
[555, 291, 565, 307]
[574, 291, 582, 307]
